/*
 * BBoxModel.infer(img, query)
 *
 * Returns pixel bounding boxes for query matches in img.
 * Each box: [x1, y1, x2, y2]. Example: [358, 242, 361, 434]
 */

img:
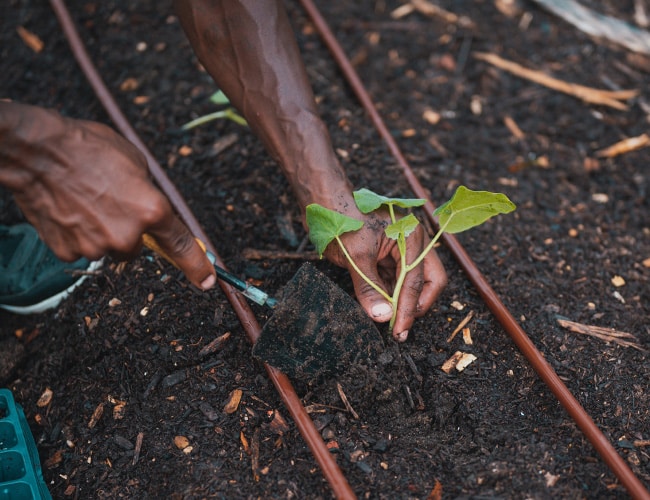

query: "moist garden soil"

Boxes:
[1, 0, 649, 498]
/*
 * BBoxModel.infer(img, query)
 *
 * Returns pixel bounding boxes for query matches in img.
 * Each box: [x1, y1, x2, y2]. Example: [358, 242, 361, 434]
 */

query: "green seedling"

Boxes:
[306, 185, 516, 331]
[181, 90, 247, 130]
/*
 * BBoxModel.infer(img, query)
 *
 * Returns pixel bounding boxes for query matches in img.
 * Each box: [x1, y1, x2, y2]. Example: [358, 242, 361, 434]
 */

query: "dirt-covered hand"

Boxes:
[0, 102, 216, 291]
[323, 209, 447, 342]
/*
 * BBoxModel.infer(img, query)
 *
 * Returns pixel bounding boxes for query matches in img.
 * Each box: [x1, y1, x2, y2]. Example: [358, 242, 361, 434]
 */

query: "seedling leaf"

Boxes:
[433, 186, 516, 234]
[306, 204, 364, 257]
[354, 188, 426, 214]
[209, 90, 231, 105]
[385, 214, 420, 240]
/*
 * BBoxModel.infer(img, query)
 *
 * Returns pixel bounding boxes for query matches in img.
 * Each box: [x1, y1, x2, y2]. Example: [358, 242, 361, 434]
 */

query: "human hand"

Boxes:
[2, 103, 216, 290]
[322, 208, 447, 342]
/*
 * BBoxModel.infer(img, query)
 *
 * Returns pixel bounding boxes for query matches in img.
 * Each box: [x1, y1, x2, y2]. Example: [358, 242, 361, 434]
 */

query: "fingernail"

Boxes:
[396, 330, 408, 342]
[200, 274, 216, 290]
[371, 302, 392, 318]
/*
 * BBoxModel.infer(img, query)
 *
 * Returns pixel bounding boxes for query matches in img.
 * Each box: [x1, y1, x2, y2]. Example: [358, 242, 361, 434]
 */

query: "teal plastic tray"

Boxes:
[0, 389, 51, 500]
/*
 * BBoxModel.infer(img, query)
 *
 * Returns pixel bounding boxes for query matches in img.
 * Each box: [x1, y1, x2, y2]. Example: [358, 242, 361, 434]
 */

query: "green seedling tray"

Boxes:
[0, 389, 51, 500]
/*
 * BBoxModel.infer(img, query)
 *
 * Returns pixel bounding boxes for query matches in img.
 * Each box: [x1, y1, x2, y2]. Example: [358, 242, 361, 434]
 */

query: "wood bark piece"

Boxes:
[441, 351, 477, 373]
[531, 0, 650, 55]
[223, 388, 243, 414]
[473, 51, 638, 109]
[557, 318, 648, 352]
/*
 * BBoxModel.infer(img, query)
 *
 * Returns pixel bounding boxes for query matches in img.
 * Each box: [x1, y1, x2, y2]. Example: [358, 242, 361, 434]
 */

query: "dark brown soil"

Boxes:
[2, 0, 649, 498]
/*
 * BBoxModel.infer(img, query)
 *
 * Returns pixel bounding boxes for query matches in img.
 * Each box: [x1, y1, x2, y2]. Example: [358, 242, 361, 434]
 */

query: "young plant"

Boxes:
[180, 89, 247, 131]
[306, 186, 516, 332]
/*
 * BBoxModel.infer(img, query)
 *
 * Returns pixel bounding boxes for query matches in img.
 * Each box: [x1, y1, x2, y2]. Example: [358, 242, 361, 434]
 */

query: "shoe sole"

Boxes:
[0, 259, 104, 315]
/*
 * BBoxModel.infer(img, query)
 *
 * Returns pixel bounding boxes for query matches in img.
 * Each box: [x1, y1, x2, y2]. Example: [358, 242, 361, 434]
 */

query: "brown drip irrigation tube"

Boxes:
[48, 0, 356, 498]
[297, 0, 650, 498]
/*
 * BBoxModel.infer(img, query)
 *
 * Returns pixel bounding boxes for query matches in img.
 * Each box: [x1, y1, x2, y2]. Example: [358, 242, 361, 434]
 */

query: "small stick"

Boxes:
[403, 385, 415, 410]
[596, 133, 650, 158]
[447, 310, 475, 343]
[198, 332, 231, 358]
[557, 318, 648, 352]
[403, 352, 423, 382]
[503, 115, 525, 140]
[473, 52, 638, 110]
[336, 383, 359, 420]
[251, 428, 261, 481]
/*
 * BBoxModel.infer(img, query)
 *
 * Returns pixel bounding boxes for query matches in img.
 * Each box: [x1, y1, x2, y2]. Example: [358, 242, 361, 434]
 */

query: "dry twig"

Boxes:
[447, 310, 475, 343]
[336, 382, 360, 420]
[473, 52, 638, 109]
[557, 318, 648, 352]
[391, 0, 474, 28]
[595, 133, 650, 157]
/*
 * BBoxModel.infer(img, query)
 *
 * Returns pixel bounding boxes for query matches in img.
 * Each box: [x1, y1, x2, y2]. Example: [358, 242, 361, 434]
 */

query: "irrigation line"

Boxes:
[298, 0, 650, 498]
[49, 1, 356, 498]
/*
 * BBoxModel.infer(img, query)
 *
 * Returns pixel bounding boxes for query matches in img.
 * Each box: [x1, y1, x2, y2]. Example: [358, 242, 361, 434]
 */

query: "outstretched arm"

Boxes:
[174, 0, 447, 339]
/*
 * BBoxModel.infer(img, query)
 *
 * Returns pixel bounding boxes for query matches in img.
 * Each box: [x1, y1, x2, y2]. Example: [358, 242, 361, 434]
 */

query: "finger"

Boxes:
[391, 260, 423, 342]
[391, 227, 441, 341]
[109, 237, 143, 263]
[147, 214, 216, 291]
[347, 259, 394, 323]
[413, 249, 447, 318]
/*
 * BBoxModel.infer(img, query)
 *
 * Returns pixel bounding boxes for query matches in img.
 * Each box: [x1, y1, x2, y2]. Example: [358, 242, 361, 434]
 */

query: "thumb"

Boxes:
[146, 217, 216, 291]
[348, 264, 393, 323]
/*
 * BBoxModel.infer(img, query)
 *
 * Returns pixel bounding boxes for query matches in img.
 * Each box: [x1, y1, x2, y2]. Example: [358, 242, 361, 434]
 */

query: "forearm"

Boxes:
[173, 0, 355, 212]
